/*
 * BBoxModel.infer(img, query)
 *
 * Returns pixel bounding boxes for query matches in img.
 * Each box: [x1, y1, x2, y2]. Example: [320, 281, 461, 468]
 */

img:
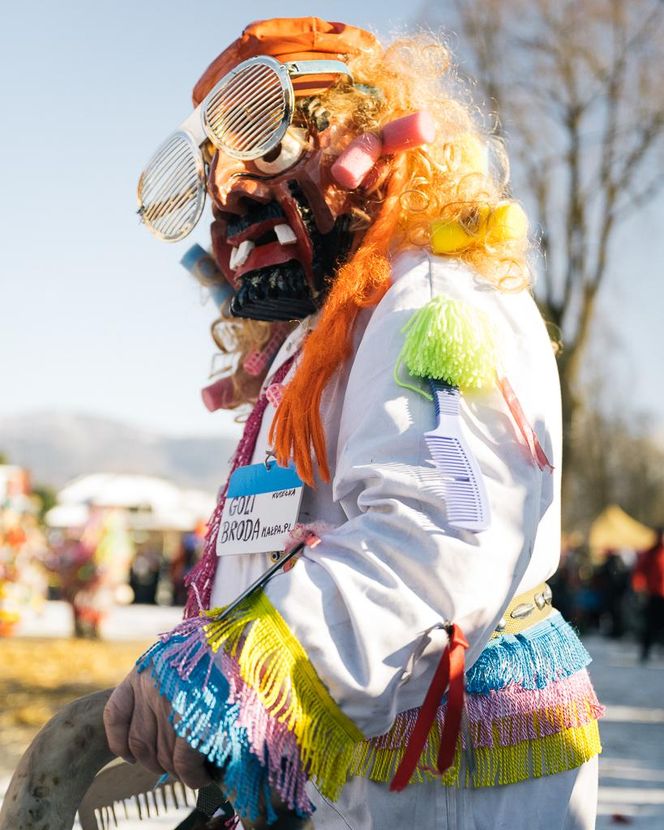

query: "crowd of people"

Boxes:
[551, 530, 664, 661]
[0, 467, 48, 636]
[0, 500, 206, 638]
[0, 505, 47, 636]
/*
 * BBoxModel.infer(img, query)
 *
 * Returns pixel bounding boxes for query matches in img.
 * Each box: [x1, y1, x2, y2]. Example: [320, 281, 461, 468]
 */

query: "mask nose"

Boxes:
[208, 151, 273, 213]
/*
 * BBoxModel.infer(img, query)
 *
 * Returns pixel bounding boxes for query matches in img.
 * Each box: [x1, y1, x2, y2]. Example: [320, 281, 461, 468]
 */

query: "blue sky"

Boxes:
[1, 0, 662, 440]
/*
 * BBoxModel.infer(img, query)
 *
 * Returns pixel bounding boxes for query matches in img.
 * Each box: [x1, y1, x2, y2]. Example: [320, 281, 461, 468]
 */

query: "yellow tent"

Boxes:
[588, 504, 656, 558]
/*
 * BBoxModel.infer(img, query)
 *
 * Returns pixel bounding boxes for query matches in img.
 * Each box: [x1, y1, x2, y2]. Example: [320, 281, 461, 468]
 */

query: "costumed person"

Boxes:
[632, 528, 664, 662]
[49, 506, 133, 638]
[104, 18, 603, 829]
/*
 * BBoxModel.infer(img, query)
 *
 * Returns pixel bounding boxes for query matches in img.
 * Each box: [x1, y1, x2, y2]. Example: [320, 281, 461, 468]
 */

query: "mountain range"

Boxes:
[0, 412, 239, 492]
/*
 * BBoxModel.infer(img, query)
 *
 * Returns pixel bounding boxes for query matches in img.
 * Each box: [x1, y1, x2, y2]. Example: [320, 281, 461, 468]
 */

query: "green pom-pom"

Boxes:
[399, 295, 496, 391]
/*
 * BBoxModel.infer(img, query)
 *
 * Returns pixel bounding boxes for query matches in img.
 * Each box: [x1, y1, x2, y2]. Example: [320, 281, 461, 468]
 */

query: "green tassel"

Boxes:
[397, 295, 497, 392]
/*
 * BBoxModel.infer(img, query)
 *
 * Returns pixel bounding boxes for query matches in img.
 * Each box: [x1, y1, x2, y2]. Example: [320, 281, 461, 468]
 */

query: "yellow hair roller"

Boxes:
[431, 201, 528, 254]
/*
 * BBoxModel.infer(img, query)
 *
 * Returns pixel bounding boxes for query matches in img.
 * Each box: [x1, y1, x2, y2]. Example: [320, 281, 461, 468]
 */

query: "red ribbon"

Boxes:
[390, 623, 469, 792]
[498, 376, 553, 472]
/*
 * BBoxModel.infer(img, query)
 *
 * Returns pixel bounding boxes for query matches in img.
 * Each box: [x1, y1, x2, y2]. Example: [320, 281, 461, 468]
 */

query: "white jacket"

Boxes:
[211, 249, 561, 737]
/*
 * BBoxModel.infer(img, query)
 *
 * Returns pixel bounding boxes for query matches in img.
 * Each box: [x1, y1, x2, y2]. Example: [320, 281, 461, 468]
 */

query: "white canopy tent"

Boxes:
[46, 473, 215, 532]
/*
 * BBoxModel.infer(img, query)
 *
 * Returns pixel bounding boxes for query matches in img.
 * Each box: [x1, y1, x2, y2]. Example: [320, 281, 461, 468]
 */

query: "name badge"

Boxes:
[216, 462, 304, 556]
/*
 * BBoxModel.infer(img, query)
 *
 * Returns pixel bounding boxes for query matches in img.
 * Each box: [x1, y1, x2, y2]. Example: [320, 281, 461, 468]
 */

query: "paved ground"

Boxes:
[586, 634, 664, 829]
[2, 604, 663, 828]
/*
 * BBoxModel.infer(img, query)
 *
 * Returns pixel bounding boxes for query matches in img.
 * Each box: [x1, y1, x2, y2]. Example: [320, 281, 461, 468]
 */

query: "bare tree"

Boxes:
[418, 0, 664, 504]
[565, 403, 664, 531]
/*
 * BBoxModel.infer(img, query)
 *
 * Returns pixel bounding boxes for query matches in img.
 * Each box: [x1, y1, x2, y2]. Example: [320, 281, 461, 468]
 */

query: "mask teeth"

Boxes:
[229, 240, 255, 270]
[274, 223, 297, 245]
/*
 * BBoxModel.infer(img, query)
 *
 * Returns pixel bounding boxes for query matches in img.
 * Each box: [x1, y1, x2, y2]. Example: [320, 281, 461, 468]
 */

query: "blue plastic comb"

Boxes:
[425, 379, 491, 532]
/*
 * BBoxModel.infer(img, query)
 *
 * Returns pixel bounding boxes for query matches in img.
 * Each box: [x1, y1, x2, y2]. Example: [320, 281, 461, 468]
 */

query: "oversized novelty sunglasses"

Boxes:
[137, 55, 352, 242]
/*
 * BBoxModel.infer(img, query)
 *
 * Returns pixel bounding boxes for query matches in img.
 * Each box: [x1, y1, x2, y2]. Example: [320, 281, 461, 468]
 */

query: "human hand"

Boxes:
[103, 666, 213, 790]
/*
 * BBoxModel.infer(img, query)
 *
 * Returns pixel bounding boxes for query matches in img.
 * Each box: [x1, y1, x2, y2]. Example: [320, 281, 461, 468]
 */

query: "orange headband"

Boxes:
[192, 17, 380, 105]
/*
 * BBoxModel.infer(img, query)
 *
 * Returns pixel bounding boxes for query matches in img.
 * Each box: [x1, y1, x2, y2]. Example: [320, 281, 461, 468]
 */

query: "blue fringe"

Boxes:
[138, 637, 282, 824]
[466, 612, 591, 695]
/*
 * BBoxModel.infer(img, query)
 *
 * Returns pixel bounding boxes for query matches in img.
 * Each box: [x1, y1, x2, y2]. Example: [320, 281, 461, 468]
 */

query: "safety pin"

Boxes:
[210, 532, 320, 623]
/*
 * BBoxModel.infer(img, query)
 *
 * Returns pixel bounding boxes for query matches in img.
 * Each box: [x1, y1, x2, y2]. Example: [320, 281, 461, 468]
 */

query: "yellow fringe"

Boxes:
[350, 720, 601, 788]
[467, 698, 598, 748]
[351, 715, 462, 786]
[203, 594, 363, 801]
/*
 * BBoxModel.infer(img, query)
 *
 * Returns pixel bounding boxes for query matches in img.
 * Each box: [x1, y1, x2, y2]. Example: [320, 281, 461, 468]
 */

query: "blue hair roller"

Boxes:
[180, 244, 234, 308]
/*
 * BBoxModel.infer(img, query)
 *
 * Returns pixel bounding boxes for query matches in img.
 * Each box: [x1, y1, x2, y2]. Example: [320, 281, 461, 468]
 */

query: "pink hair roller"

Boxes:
[265, 383, 285, 408]
[330, 111, 435, 191]
[242, 323, 291, 377]
[381, 110, 436, 155]
[201, 377, 235, 412]
[331, 132, 383, 190]
[243, 349, 267, 376]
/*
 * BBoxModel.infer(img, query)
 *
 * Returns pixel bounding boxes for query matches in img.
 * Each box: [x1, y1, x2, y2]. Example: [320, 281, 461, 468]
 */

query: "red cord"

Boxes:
[390, 623, 469, 792]
[498, 376, 553, 472]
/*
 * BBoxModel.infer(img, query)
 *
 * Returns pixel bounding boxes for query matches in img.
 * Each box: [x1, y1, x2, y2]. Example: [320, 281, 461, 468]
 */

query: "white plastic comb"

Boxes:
[425, 379, 491, 532]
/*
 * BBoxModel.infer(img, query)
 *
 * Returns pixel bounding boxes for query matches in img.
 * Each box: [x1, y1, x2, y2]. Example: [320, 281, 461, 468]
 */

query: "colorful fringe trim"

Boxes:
[139, 600, 602, 821]
[140, 634, 316, 820]
[139, 635, 282, 822]
[139, 591, 362, 820]
[202, 591, 363, 794]
[353, 719, 601, 788]
[351, 668, 603, 787]
[466, 612, 591, 693]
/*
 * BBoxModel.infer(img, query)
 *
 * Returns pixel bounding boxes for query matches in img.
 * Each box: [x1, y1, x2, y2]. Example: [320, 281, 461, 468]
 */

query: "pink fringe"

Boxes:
[156, 616, 213, 683]
[184, 356, 297, 618]
[150, 615, 313, 814]
[365, 668, 604, 754]
[221, 651, 312, 814]
[466, 669, 604, 748]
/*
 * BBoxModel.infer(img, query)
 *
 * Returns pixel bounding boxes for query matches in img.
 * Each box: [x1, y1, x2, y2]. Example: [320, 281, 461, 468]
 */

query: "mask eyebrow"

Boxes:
[233, 171, 277, 181]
